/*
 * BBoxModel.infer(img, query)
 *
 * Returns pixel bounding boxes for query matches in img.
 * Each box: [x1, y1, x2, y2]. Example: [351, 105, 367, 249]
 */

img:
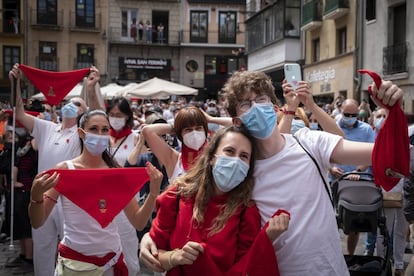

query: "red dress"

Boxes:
[150, 186, 280, 275]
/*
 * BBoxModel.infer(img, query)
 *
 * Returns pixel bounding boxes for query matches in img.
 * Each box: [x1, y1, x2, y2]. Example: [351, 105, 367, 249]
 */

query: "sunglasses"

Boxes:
[343, 113, 358, 117]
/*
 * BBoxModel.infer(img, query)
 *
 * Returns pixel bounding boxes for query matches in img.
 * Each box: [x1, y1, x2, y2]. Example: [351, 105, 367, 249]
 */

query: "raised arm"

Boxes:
[9, 64, 35, 132]
[82, 66, 105, 111]
[141, 123, 178, 178]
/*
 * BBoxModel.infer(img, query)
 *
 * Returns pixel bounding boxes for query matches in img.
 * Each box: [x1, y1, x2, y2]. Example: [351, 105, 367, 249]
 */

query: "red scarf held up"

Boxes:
[59, 243, 128, 276]
[19, 64, 90, 105]
[358, 69, 409, 191]
[110, 127, 132, 143]
[51, 167, 149, 228]
[180, 143, 206, 171]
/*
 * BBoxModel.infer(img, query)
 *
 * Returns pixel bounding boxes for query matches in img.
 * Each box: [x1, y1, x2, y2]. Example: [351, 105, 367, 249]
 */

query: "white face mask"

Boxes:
[109, 116, 126, 131]
[183, 130, 206, 150]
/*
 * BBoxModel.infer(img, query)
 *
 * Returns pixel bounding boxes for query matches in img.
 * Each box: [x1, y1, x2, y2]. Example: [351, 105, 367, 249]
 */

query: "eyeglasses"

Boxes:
[343, 113, 358, 117]
[238, 95, 270, 112]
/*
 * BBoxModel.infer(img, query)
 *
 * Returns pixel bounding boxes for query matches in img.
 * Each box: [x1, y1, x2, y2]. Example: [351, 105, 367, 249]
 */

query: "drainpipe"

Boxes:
[354, 0, 364, 98]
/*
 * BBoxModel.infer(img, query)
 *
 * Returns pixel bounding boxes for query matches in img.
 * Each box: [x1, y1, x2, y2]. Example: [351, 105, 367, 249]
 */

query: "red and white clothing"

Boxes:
[252, 128, 349, 275]
[31, 118, 81, 276]
[150, 186, 279, 275]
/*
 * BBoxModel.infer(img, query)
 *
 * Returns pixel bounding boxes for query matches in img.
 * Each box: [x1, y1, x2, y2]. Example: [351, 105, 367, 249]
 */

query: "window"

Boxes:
[77, 44, 94, 69]
[3, 46, 20, 79]
[121, 10, 138, 39]
[39, 42, 57, 71]
[37, 0, 57, 25]
[76, 0, 95, 27]
[285, 0, 300, 37]
[312, 38, 320, 62]
[3, 0, 20, 34]
[337, 27, 346, 55]
[219, 11, 236, 44]
[190, 11, 208, 43]
[205, 57, 216, 75]
[366, 0, 376, 21]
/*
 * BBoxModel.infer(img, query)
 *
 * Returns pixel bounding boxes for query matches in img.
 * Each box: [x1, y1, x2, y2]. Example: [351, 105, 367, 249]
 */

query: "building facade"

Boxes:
[301, 0, 356, 106]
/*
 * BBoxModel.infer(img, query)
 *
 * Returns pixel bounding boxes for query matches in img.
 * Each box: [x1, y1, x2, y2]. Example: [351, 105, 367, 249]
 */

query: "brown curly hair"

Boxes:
[223, 71, 278, 117]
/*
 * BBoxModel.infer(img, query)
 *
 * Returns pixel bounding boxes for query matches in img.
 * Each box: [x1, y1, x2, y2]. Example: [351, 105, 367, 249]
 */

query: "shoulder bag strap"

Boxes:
[293, 135, 334, 208]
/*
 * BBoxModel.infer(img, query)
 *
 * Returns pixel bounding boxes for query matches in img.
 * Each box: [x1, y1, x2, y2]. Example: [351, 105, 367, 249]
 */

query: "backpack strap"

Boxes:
[293, 135, 334, 208]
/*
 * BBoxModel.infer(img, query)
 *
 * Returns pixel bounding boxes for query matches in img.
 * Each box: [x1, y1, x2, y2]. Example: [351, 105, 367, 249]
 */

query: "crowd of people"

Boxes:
[0, 64, 411, 276]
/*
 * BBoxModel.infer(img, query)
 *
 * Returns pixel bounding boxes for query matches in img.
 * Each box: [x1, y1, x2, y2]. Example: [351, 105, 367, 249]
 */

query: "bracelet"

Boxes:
[168, 249, 178, 268]
[283, 110, 296, 116]
[30, 197, 43, 204]
[43, 194, 58, 203]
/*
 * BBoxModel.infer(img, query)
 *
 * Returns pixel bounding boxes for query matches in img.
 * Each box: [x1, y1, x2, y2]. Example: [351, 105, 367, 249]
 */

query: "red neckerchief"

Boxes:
[110, 127, 132, 143]
[52, 167, 149, 228]
[19, 64, 89, 105]
[181, 143, 206, 171]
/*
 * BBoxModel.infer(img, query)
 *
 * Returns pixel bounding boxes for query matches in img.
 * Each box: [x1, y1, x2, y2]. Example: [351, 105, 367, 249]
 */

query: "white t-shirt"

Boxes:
[252, 128, 349, 275]
[32, 118, 81, 172]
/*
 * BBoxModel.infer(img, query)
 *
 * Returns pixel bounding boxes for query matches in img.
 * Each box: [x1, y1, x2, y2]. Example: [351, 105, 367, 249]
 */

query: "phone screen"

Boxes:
[284, 63, 302, 90]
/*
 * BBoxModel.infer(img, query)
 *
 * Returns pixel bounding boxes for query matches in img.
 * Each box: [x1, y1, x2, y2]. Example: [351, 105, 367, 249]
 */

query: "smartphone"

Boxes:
[284, 63, 302, 91]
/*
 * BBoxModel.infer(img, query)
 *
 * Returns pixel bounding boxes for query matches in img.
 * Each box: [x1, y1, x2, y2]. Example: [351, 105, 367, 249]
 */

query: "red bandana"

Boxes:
[110, 127, 132, 143]
[19, 64, 90, 105]
[181, 143, 205, 171]
[359, 69, 410, 191]
[51, 167, 149, 228]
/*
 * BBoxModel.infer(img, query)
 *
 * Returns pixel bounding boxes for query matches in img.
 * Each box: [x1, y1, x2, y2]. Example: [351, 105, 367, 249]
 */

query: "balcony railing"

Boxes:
[1, 18, 25, 35]
[383, 43, 407, 75]
[29, 8, 64, 29]
[323, 0, 349, 20]
[69, 11, 101, 32]
[301, 0, 322, 31]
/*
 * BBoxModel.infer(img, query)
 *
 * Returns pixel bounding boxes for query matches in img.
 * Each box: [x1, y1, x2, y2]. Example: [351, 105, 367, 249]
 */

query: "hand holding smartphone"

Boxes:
[284, 63, 302, 91]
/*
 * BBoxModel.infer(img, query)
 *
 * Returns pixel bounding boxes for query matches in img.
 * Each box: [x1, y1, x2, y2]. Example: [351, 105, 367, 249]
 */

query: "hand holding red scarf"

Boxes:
[358, 69, 409, 191]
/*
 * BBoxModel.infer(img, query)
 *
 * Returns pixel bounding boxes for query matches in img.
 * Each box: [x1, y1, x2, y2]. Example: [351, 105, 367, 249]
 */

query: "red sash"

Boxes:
[19, 64, 90, 105]
[50, 168, 149, 227]
[58, 243, 128, 276]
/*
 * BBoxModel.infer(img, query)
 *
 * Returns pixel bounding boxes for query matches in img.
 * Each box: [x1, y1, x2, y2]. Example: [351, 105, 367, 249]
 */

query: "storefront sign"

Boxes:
[305, 68, 336, 83]
[121, 57, 169, 70]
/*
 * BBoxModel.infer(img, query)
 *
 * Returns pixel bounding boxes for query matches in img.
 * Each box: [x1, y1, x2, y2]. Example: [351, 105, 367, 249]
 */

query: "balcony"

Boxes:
[0, 18, 25, 36]
[301, 0, 322, 32]
[29, 9, 64, 30]
[69, 11, 101, 33]
[323, 0, 349, 20]
[383, 43, 407, 76]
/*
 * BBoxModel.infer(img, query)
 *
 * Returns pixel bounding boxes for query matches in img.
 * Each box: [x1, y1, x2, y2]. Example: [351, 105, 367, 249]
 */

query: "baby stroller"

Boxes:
[331, 172, 392, 276]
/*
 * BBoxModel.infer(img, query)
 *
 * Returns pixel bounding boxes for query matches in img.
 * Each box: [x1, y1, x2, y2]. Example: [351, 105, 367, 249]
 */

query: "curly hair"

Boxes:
[223, 71, 277, 117]
[173, 125, 256, 236]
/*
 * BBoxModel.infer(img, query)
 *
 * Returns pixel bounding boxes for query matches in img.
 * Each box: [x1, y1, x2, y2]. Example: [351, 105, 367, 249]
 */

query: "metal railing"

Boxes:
[324, 0, 349, 15]
[383, 42, 407, 75]
[301, 0, 322, 26]
[29, 8, 64, 28]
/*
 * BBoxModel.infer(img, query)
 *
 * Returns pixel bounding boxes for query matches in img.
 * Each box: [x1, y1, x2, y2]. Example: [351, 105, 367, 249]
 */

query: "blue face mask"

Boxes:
[82, 130, 109, 156]
[61, 103, 79, 118]
[43, 112, 52, 121]
[212, 155, 249, 193]
[342, 116, 357, 127]
[309, 122, 319, 130]
[291, 119, 305, 134]
[375, 117, 385, 130]
[239, 103, 277, 139]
